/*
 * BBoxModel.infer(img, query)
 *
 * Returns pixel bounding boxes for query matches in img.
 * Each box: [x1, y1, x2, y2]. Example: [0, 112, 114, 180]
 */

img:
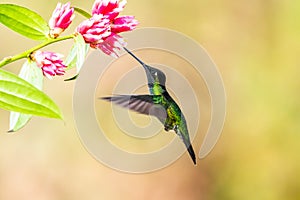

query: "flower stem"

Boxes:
[73, 7, 92, 19]
[0, 34, 75, 68]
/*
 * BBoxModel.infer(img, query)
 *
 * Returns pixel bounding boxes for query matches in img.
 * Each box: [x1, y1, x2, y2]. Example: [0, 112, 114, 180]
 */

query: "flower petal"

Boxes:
[76, 14, 111, 47]
[32, 51, 67, 78]
[111, 15, 138, 33]
[92, 0, 127, 20]
[48, 2, 75, 38]
[97, 33, 127, 57]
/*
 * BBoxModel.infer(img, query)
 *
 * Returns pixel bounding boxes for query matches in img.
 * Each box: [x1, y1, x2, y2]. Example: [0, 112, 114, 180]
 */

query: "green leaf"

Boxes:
[0, 69, 62, 119]
[75, 34, 88, 73]
[9, 112, 31, 133]
[0, 4, 49, 40]
[18, 61, 43, 90]
[64, 42, 77, 70]
[64, 34, 89, 81]
[9, 61, 44, 132]
[64, 74, 78, 82]
[74, 7, 92, 19]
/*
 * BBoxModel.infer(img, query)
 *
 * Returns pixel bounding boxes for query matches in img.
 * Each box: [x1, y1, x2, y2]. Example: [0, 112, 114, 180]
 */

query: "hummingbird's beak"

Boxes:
[123, 47, 150, 70]
[123, 47, 156, 84]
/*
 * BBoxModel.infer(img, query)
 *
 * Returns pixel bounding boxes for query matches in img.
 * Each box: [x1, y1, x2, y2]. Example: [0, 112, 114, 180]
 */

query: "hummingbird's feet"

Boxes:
[164, 122, 175, 132]
[164, 123, 172, 131]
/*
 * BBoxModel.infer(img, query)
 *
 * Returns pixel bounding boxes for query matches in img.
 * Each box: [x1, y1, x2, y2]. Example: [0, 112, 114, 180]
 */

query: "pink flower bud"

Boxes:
[49, 2, 75, 38]
[92, 0, 127, 20]
[76, 14, 111, 47]
[97, 33, 127, 58]
[33, 51, 67, 79]
[111, 16, 138, 33]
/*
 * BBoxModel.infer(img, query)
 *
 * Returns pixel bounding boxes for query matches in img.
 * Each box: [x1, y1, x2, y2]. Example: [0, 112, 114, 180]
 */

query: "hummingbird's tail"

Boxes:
[123, 47, 146, 66]
[181, 136, 196, 165]
[187, 144, 197, 165]
[176, 127, 197, 165]
[175, 126, 197, 165]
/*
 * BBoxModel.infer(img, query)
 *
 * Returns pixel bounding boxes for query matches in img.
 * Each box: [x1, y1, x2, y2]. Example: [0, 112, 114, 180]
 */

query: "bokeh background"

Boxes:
[1, 0, 300, 199]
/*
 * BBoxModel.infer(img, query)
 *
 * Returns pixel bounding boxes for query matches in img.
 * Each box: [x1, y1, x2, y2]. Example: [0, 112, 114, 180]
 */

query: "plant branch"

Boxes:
[0, 34, 75, 68]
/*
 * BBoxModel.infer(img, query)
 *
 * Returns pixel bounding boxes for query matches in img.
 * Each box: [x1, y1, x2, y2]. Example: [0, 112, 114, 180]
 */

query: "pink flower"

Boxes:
[76, 14, 111, 47]
[92, 0, 127, 20]
[33, 51, 67, 79]
[97, 33, 127, 58]
[49, 2, 75, 38]
[111, 16, 138, 33]
[97, 14, 137, 56]
[76, 0, 138, 57]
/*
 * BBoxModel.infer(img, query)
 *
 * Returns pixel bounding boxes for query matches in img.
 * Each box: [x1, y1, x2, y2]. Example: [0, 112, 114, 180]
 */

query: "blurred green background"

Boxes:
[1, 0, 300, 199]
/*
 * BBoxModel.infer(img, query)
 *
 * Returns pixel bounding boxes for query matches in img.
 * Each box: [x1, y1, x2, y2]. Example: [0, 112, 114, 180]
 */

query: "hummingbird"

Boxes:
[101, 48, 196, 165]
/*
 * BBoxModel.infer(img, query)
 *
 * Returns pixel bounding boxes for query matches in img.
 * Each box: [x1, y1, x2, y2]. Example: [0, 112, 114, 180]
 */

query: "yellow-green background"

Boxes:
[1, 0, 300, 199]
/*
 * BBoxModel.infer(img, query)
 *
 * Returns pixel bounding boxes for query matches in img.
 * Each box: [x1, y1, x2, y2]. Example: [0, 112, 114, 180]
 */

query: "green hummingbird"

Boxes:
[101, 48, 196, 165]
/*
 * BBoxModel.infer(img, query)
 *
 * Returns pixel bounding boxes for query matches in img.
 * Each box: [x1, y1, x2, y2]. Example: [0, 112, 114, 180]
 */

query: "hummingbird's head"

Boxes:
[123, 47, 167, 86]
[144, 64, 166, 86]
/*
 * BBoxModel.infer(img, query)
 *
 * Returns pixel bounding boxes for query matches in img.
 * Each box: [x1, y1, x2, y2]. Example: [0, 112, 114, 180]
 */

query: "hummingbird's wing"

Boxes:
[101, 95, 167, 124]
